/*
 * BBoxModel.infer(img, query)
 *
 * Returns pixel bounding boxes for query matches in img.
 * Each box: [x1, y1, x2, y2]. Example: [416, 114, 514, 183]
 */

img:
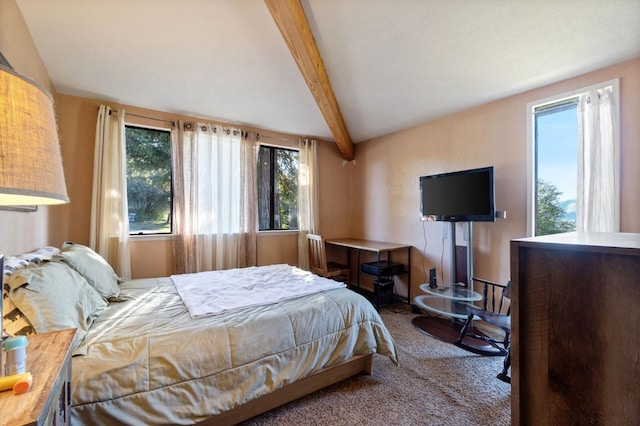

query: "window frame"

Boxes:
[124, 123, 174, 236]
[525, 79, 620, 236]
[257, 143, 300, 232]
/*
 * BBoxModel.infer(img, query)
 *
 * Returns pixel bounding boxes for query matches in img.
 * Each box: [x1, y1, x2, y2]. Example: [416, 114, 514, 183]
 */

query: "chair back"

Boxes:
[473, 277, 511, 316]
[307, 234, 328, 276]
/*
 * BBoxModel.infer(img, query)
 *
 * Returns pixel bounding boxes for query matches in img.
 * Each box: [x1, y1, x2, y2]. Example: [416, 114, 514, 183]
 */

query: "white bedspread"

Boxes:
[171, 264, 346, 318]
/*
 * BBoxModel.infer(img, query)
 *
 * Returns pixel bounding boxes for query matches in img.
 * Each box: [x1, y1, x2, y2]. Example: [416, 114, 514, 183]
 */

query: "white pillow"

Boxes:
[55, 242, 122, 300]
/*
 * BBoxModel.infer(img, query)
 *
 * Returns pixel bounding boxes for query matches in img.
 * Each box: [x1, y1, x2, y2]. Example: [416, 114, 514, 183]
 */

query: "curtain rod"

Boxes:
[103, 107, 173, 124]
[101, 106, 306, 142]
[125, 111, 174, 124]
[258, 133, 302, 144]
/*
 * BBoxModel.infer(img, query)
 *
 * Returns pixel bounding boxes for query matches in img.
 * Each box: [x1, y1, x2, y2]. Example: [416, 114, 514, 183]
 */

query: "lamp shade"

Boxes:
[0, 64, 69, 205]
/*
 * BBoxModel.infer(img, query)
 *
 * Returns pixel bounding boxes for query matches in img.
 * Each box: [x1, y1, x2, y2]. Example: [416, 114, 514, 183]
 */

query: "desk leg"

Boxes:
[375, 252, 382, 310]
[387, 248, 412, 305]
[407, 247, 411, 303]
[345, 247, 352, 288]
[356, 249, 361, 291]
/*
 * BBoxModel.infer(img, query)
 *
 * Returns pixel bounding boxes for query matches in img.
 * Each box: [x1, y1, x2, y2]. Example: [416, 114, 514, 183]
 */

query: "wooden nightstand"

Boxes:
[0, 328, 76, 426]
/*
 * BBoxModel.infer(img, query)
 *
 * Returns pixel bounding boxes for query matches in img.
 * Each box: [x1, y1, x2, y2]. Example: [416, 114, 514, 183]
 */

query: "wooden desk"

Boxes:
[326, 238, 411, 305]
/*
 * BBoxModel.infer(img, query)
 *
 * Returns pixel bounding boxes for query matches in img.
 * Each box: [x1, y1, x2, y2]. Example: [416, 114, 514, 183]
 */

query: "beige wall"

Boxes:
[0, 1, 53, 94]
[350, 59, 640, 300]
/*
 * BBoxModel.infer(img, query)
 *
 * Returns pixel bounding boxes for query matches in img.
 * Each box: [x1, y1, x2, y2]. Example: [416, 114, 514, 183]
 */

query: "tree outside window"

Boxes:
[258, 145, 299, 231]
[533, 100, 577, 236]
[125, 125, 172, 234]
[528, 80, 619, 236]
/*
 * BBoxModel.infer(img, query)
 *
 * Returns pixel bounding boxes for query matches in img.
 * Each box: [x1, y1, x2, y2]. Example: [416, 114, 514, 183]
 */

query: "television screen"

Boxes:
[420, 166, 495, 222]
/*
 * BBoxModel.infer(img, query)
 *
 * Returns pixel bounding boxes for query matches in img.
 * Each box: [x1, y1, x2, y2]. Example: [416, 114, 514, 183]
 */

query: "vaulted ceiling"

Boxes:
[15, 0, 640, 159]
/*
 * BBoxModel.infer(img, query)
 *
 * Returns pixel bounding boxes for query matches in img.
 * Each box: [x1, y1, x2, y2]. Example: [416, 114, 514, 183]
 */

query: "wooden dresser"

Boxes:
[0, 329, 75, 425]
[510, 232, 640, 425]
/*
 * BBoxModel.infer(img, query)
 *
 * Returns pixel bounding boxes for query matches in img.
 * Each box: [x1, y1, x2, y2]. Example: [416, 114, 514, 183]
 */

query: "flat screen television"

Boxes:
[419, 166, 495, 222]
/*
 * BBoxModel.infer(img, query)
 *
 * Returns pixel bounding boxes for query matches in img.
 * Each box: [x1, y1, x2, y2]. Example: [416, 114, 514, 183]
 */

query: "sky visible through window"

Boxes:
[536, 105, 578, 222]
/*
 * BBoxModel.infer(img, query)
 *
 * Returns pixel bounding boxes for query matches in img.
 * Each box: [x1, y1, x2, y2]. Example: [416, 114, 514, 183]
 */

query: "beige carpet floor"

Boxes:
[241, 303, 511, 425]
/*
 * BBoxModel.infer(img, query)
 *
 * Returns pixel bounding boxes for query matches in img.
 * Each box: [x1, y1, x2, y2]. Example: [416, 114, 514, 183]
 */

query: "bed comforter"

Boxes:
[71, 275, 398, 425]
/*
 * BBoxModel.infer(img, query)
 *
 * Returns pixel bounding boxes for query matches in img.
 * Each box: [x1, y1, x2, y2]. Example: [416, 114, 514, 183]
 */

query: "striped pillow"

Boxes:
[3, 287, 35, 337]
[2, 246, 60, 337]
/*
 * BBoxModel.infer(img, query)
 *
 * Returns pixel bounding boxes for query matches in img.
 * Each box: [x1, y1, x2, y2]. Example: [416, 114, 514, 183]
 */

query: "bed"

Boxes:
[2, 243, 398, 425]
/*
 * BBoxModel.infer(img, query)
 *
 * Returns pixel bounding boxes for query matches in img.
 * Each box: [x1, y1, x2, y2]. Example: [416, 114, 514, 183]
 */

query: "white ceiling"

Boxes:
[16, 0, 640, 143]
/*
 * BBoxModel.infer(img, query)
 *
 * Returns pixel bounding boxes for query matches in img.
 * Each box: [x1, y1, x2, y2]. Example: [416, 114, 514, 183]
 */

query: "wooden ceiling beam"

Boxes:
[264, 0, 354, 161]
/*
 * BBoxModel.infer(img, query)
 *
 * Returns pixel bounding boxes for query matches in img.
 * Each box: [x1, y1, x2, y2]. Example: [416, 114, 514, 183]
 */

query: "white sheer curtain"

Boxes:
[91, 105, 131, 279]
[172, 122, 257, 273]
[577, 84, 619, 232]
[297, 138, 319, 269]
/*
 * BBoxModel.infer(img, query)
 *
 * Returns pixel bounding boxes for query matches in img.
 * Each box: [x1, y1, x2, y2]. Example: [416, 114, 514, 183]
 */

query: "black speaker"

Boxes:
[429, 267, 437, 288]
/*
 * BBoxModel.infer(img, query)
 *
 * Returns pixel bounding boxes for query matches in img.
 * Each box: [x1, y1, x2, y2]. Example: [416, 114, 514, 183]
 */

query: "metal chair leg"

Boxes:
[496, 346, 511, 384]
[454, 313, 473, 344]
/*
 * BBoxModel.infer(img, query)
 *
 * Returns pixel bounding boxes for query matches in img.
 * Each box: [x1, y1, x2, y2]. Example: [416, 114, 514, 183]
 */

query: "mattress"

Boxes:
[70, 274, 398, 425]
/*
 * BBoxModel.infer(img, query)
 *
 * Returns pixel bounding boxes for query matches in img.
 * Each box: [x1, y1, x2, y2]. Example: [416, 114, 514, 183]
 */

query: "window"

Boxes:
[125, 125, 173, 234]
[258, 145, 299, 231]
[527, 79, 619, 236]
[533, 99, 578, 236]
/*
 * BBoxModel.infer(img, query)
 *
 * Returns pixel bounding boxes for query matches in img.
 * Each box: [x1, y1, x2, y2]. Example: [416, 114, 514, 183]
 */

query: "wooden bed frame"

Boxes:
[201, 353, 374, 425]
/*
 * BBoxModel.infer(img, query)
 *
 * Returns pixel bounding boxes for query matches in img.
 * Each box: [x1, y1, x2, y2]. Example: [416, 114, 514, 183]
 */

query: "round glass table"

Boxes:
[412, 283, 493, 350]
[414, 283, 481, 320]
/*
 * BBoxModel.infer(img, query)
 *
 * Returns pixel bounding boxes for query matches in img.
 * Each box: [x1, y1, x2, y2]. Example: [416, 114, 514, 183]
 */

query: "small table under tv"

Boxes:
[414, 282, 482, 319]
[412, 282, 495, 352]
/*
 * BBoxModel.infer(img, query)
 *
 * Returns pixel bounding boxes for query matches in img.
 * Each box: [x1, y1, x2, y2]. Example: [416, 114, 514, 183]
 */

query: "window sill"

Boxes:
[129, 233, 173, 241]
[258, 229, 299, 235]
